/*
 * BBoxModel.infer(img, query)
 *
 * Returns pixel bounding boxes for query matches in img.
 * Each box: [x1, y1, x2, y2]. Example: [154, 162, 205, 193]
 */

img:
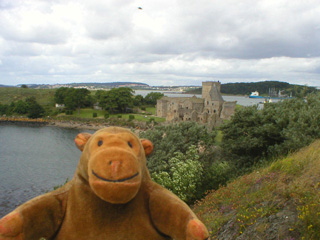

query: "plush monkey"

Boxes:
[0, 127, 209, 240]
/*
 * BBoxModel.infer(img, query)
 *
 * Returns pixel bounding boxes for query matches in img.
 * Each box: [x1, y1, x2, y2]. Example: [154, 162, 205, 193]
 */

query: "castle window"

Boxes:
[207, 101, 209, 105]
[212, 103, 214, 106]
[186, 107, 188, 109]
[214, 110, 216, 113]
[207, 110, 209, 113]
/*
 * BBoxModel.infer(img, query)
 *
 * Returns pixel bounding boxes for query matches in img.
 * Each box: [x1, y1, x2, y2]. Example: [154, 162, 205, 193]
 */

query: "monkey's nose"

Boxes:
[109, 160, 121, 176]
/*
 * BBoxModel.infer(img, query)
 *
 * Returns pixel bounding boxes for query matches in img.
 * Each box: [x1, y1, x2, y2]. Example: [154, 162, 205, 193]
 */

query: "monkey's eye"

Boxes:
[98, 140, 103, 147]
[128, 141, 133, 148]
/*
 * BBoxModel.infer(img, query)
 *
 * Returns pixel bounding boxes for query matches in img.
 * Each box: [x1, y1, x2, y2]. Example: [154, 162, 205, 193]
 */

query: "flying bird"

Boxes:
[138, 7, 142, 10]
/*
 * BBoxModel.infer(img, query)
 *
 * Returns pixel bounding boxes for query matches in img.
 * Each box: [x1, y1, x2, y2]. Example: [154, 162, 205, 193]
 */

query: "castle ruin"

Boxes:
[156, 81, 236, 128]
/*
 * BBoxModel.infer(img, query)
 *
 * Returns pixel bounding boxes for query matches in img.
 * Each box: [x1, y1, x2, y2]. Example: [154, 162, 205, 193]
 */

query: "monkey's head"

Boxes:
[74, 127, 153, 204]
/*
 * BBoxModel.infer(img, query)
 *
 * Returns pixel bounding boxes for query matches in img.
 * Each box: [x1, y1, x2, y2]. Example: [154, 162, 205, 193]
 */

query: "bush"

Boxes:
[65, 110, 73, 115]
[128, 115, 135, 121]
[140, 121, 216, 174]
[117, 115, 122, 118]
[104, 113, 109, 119]
[92, 112, 97, 118]
[151, 145, 203, 203]
[220, 93, 320, 169]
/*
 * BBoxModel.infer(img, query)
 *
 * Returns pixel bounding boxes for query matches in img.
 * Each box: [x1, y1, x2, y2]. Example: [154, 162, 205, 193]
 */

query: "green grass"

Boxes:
[0, 87, 56, 106]
[215, 130, 223, 145]
[193, 140, 320, 239]
[63, 108, 165, 123]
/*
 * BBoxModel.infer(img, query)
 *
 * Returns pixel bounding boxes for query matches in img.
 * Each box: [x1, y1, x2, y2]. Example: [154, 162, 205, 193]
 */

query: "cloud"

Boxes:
[0, 0, 320, 86]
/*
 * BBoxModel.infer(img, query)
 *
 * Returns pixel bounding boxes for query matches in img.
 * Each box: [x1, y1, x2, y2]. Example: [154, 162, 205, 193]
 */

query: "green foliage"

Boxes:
[152, 145, 203, 203]
[13, 100, 29, 114]
[65, 110, 73, 115]
[104, 113, 110, 119]
[221, 81, 316, 96]
[220, 93, 320, 168]
[140, 121, 216, 174]
[186, 81, 317, 97]
[144, 92, 164, 105]
[128, 115, 135, 121]
[96, 88, 134, 113]
[54, 87, 69, 104]
[0, 87, 55, 106]
[133, 94, 145, 106]
[92, 112, 97, 118]
[54, 87, 92, 114]
[0, 103, 9, 115]
[25, 97, 45, 119]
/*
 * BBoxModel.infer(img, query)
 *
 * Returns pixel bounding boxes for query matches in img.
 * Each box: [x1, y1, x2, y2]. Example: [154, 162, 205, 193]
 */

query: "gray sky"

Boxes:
[0, 0, 320, 86]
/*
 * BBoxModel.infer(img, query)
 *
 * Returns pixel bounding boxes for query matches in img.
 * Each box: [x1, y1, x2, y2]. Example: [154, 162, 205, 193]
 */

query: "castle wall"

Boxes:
[156, 81, 236, 128]
[220, 101, 237, 120]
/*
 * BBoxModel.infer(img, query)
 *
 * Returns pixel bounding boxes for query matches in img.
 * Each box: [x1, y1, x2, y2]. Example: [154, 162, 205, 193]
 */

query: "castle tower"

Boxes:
[202, 81, 224, 102]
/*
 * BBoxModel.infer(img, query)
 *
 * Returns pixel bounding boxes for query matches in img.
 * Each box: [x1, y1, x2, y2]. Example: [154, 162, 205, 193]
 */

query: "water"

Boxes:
[134, 90, 276, 106]
[0, 125, 94, 217]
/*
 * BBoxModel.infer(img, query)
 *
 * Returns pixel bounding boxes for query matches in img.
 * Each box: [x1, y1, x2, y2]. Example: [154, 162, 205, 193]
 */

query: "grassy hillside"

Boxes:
[193, 140, 320, 239]
[0, 87, 56, 106]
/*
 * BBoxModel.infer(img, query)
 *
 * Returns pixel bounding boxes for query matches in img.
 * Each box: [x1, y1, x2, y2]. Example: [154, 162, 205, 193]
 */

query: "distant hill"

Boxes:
[186, 81, 318, 96]
[193, 140, 320, 239]
[20, 82, 149, 89]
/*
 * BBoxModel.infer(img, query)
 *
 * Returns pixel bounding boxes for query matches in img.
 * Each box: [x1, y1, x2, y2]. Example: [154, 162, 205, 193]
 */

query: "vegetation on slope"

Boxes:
[193, 140, 320, 240]
[0, 87, 55, 105]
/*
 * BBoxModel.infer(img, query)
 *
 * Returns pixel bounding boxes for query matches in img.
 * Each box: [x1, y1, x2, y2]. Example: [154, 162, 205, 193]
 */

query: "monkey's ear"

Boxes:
[140, 139, 153, 156]
[75, 133, 92, 151]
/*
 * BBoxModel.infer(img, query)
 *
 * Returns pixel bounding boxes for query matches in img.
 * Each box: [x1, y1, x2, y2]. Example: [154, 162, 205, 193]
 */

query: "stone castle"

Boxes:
[156, 81, 236, 128]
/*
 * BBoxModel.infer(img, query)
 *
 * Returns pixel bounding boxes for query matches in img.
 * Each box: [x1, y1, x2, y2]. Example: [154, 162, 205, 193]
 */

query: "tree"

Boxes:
[133, 95, 145, 107]
[64, 88, 91, 114]
[21, 84, 28, 88]
[97, 88, 134, 113]
[145, 92, 164, 105]
[220, 93, 320, 169]
[25, 97, 45, 119]
[54, 87, 70, 104]
[13, 100, 29, 114]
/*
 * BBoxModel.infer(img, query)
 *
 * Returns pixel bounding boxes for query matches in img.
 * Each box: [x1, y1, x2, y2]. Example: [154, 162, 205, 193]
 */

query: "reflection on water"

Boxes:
[0, 125, 94, 217]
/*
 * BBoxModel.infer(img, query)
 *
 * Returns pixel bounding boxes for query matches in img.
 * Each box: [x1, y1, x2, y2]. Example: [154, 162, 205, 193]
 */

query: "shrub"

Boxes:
[151, 145, 203, 203]
[65, 110, 73, 115]
[104, 113, 109, 119]
[129, 115, 135, 121]
[220, 93, 320, 169]
[92, 112, 97, 118]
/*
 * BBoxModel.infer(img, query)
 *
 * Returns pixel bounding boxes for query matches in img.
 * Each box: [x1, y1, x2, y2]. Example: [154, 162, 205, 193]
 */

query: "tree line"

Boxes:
[0, 97, 45, 118]
[187, 81, 317, 96]
[0, 87, 164, 118]
[54, 87, 164, 114]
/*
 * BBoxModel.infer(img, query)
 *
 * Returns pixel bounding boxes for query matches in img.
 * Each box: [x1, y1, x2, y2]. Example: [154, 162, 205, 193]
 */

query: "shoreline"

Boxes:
[0, 117, 152, 131]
